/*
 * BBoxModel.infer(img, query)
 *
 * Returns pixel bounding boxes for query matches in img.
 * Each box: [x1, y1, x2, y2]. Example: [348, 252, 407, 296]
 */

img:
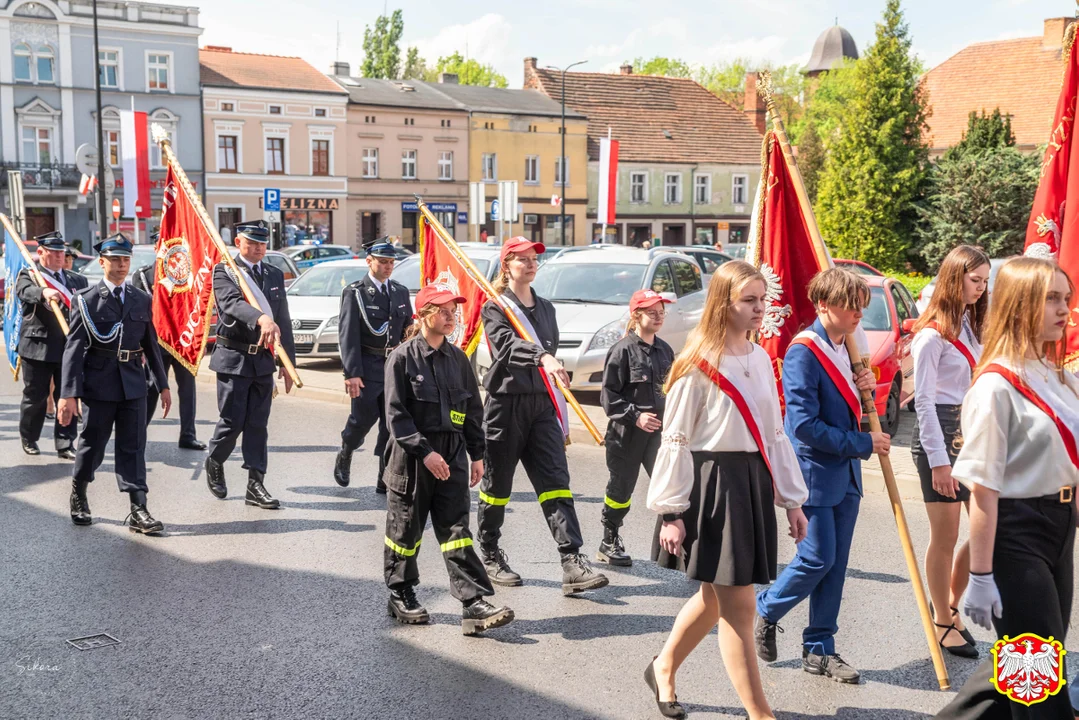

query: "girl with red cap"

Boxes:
[596, 289, 676, 566]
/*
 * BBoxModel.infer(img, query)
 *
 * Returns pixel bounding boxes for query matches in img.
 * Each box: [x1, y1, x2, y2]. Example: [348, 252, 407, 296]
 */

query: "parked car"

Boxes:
[391, 242, 502, 306]
[674, 246, 733, 279]
[204, 250, 307, 350]
[80, 244, 158, 280]
[283, 244, 360, 271]
[916, 257, 1009, 313]
[723, 243, 748, 260]
[283, 259, 369, 359]
[835, 258, 884, 276]
[861, 275, 921, 436]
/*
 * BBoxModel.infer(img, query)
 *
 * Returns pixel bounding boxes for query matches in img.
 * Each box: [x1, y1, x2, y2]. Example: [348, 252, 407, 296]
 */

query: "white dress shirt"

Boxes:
[954, 359, 1079, 498]
[646, 346, 809, 513]
[102, 277, 125, 304]
[912, 317, 983, 468]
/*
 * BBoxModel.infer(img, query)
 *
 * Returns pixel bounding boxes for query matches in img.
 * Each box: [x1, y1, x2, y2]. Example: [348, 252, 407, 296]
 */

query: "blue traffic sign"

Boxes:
[490, 199, 500, 221]
[264, 188, 281, 212]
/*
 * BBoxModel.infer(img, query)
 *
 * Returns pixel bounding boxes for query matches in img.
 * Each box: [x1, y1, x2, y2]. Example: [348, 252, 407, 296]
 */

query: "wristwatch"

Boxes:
[661, 512, 683, 523]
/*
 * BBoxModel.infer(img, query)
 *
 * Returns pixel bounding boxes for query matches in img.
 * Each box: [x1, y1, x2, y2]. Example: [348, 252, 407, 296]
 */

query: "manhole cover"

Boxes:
[66, 634, 120, 651]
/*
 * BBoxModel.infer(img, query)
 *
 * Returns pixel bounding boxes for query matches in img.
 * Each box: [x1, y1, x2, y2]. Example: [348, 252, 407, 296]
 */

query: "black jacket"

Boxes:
[385, 334, 484, 462]
[15, 266, 88, 363]
[130, 264, 155, 294]
[209, 261, 295, 377]
[61, 281, 167, 401]
[481, 288, 558, 395]
[339, 274, 411, 379]
[601, 331, 675, 424]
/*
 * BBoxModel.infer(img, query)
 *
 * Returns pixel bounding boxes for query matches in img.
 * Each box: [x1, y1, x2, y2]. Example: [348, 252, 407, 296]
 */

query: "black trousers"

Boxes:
[477, 392, 583, 554]
[341, 374, 389, 483]
[20, 358, 76, 449]
[384, 433, 492, 603]
[602, 419, 661, 528]
[935, 494, 1075, 720]
[207, 373, 274, 474]
[73, 396, 148, 495]
[146, 353, 198, 442]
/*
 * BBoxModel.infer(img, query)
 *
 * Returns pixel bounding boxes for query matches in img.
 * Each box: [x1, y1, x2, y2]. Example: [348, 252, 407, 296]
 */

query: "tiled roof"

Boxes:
[424, 83, 584, 119]
[199, 48, 347, 95]
[923, 36, 1066, 151]
[530, 69, 763, 163]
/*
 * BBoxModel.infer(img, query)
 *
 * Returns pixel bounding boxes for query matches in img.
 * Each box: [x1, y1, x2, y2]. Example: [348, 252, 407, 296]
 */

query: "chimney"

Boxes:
[438, 72, 459, 84]
[523, 57, 538, 89]
[744, 72, 767, 136]
[205, 45, 233, 52]
[620, 64, 633, 75]
[330, 61, 350, 77]
[1044, 17, 1074, 49]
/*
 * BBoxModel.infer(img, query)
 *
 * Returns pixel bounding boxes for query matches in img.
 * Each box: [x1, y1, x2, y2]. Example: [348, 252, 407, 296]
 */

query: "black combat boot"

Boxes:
[596, 523, 632, 567]
[461, 598, 515, 636]
[560, 552, 609, 596]
[205, 457, 227, 499]
[481, 545, 523, 587]
[387, 586, 429, 625]
[245, 470, 280, 509]
[333, 442, 353, 487]
[126, 503, 164, 535]
[69, 479, 91, 526]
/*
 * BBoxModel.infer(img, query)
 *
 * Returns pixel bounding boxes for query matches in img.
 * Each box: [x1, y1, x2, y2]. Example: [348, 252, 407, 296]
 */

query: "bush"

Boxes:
[887, 272, 933, 299]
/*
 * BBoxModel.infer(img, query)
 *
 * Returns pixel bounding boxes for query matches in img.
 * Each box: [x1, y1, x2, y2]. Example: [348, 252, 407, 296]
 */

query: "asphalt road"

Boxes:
[2, 360, 1076, 720]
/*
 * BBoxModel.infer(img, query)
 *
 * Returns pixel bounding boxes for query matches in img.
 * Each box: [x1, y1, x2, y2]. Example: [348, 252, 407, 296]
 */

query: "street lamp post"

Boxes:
[92, 0, 107, 245]
[547, 61, 586, 246]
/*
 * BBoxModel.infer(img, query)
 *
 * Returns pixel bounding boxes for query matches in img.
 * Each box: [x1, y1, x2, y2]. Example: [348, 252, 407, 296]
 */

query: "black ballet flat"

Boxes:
[644, 657, 687, 718]
[935, 622, 978, 659]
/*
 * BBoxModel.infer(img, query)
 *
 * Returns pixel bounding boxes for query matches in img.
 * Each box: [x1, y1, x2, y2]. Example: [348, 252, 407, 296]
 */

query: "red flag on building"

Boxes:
[598, 135, 619, 226]
[1026, 21, 1079, 366]
[152, 166, 222, 374]
[419, 214, 487, 355]
[120, 109, 152, 219]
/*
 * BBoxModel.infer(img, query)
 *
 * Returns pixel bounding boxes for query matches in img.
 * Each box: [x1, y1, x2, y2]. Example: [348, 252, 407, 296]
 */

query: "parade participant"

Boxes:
[204, 221, 296, 509]
[754, 267, 888, 684]
[57, 233, 171, 533]
[382, 284, 515, 635]
[935, 257, 1079, 720]
[333, 237, 411, 491]
[131, 230, 205, 451]
[475, 237, 608, 595]
[910, 245, 989, 660]
[15, 231, 88, 458]
[645, 261, 809, 720]
[63, 243, 77, 272]
[597, 289, 675, 566]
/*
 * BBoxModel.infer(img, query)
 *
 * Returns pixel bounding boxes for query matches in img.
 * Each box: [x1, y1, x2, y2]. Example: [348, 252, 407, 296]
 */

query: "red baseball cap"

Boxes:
[416, 284, 466, 309]
[500, 236, 546, 263]
[629, 289, 674, 312]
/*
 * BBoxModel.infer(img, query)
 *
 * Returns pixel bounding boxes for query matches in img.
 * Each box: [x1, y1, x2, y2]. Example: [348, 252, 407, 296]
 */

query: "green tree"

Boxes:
[425, 52, 508, 87]
[361, 9, 404, 79]
[816, 0, 930, 271]
[402, 46, 426, 80]
[947, 108, 1016, 157]
[798, 121, 825, 203]
[630, 56, 694, 78]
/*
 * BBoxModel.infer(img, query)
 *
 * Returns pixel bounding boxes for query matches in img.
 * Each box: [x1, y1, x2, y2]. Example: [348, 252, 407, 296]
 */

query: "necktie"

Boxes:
[252, 264, 263, 288]
[113, 286, 124, 305]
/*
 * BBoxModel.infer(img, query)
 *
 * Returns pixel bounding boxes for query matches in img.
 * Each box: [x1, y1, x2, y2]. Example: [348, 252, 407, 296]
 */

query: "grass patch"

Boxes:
[887, 272, 933, 299]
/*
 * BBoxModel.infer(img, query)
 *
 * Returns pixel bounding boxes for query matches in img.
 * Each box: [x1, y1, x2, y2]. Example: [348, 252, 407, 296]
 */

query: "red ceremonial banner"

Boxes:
[1026, 23, 1079, 367]
[152, 166, 222, 374]
[419, 215, 487, 355]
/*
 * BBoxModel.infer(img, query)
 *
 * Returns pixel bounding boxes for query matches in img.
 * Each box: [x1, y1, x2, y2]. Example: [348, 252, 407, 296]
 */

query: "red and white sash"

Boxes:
[789, 330, 862, 422]
[923, 321, 977, 371]
[497, 294, 570, 439]
[696, 358, 773, 476]
[37, 267, 72, 309]
[980, 363, 1079, 471]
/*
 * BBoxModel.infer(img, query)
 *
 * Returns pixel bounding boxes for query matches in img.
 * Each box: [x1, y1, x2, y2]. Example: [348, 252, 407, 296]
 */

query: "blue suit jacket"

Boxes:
[782, 318, 873, 507]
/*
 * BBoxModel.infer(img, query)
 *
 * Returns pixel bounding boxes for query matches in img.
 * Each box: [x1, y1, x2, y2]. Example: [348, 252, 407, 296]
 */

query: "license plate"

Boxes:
[295, 333, 315, 344]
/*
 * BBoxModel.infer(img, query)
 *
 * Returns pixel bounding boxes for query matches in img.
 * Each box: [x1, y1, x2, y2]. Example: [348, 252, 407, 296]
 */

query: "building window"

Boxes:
[440, 119, 452, 128]
[149, 110, 177, 169]
[630, 172, 647, 203]
[403, 117, 414, 126]
[99, 50, 119, 88]
[732, 174, 749, 205]
[315, 108, 327, 118]
[221, 102, 234, 112]
[21, 126, 53, 165]
[312, 139, 330, 176]
[364, 115, 375, 124]
[438, 151, 453, 180]
[482, 153, 496, 182]
[269, 105, 281, 115]
[266, 137, 285, 174]
[105, 129, 120, 167]
[362, 148, 378, 178]
[554, 157, 568, 185]
[694, 174, 711, 205]
[401, 149, 417, 179]
[35, 45, 54, 84]
[524, 155, 539, 185]
[13, 44, 31, 82]
[14, 44, 55, 84]
[218, 135, 238, 172]
[665, 173, 683, 204]
[148, 53, 170, 91]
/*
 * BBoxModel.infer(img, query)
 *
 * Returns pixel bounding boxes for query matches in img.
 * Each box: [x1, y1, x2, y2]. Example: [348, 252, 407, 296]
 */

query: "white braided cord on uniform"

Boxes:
[76, 293, 123, 348]
[354, 286, 389, 337]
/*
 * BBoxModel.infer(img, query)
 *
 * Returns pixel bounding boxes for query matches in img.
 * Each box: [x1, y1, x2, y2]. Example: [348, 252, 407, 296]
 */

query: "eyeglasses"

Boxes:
[641, 308, 666, 320]
[434, 308, 456, 320]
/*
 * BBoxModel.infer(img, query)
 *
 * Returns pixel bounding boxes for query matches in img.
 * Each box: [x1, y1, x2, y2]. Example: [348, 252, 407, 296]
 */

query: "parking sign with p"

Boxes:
[264, 188, 281, 213]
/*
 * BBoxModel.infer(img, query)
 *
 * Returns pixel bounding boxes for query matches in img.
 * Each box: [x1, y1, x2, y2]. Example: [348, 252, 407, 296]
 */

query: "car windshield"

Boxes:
[287, 264, 367, 297]
[532, 263, 646, 304]
[861, 288, 892, 331]
[391, 256, 491, 293]
[81, 245, 157, 278]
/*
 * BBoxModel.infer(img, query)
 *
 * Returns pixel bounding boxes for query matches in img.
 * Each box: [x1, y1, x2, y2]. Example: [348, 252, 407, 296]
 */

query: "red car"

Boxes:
[860, 275, 920, 436]
[835, 258, 884, 277]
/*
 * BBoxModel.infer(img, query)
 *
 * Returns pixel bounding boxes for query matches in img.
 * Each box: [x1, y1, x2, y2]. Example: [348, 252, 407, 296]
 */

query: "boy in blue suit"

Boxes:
[754, 268, 891, 683]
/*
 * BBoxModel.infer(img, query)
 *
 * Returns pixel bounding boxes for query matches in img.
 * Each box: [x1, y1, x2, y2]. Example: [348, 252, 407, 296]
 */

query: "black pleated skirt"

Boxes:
[651, 450, 777, 586]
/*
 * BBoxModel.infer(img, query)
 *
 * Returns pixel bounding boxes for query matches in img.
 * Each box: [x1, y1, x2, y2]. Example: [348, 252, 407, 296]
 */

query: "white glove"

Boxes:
[963, 572, 1003, 631]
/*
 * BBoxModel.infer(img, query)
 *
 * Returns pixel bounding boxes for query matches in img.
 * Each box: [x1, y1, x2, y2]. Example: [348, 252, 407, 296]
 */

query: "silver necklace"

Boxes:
[730, 346, 752, 377]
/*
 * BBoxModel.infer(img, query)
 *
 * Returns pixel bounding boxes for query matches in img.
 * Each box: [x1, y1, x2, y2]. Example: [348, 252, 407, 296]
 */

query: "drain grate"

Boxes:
[66, 633, 120, 651]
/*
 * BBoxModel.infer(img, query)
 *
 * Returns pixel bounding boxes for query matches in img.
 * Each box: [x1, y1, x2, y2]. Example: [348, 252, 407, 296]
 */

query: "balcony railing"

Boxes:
[0, 163, 82, 191]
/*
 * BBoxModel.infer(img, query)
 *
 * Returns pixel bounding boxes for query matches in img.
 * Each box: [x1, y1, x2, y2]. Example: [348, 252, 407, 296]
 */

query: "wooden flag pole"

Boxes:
[416, 198, 605, 446]
[756, 72, 950, 691]
[151, 124, 302, 389]
[1, 213, 70, 335]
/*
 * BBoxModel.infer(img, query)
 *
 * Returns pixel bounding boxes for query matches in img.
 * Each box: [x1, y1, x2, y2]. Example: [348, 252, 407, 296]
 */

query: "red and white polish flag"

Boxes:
[120, 109, 152, 219]
[597, 135, 619, 226]
[78, 173, 98, 196]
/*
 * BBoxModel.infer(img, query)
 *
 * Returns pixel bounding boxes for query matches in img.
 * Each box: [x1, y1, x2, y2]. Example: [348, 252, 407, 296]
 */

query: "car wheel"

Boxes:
[883, 377, 901, 437]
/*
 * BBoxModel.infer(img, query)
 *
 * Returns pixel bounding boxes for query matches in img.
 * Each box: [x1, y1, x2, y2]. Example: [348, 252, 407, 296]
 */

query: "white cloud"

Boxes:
[702, 35, 789, 64]
[406, 13, 514, 72]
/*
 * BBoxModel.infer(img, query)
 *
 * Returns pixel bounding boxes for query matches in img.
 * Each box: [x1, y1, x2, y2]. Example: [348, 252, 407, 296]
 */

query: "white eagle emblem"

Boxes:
[760, 263, 792, 339]
[432, 268, 464, 345]
[995, 637, 1064, 704]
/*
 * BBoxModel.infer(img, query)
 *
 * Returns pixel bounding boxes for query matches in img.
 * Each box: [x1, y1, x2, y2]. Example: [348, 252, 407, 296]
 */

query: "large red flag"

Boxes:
[419, 215, 486, 355]
[152, 166, 222, 374]
[1026, 22, 1079, 367]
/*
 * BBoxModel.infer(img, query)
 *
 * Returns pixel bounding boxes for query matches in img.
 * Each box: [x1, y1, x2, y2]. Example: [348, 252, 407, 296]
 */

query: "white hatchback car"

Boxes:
[285, 259, 369, 358]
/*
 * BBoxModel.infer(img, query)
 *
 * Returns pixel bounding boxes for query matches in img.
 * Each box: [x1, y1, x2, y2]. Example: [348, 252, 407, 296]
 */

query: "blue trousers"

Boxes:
[756, 490, 861, 655]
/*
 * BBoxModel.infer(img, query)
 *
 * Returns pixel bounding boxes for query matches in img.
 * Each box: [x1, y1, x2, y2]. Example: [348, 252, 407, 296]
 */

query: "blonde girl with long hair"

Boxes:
[645, 261, 809, 720]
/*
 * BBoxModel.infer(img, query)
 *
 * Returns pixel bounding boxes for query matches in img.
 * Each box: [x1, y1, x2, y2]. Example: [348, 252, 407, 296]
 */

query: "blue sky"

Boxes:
[189, 0, 1073, 86]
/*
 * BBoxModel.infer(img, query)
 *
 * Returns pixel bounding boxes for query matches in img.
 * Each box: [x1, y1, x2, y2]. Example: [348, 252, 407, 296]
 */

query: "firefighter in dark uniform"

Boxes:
[63, 243, 78, 272]
[58, 233, 171, 534]
[15, 231, 88, 458]
[597, 289, 675, 566]
[333, 238, 411, 491]
[132, 230, 205, 450]
[205, 221, 296, 509]
[383, 284, 515, 634]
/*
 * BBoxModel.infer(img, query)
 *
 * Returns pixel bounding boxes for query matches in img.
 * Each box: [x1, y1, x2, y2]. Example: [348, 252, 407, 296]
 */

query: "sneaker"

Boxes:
[560, 553, 609, 596]
[754, 614, 782, 662]
[482, 546, 523, 587]
[802, 650, 861, 684]
[461, 599, 515, 636]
